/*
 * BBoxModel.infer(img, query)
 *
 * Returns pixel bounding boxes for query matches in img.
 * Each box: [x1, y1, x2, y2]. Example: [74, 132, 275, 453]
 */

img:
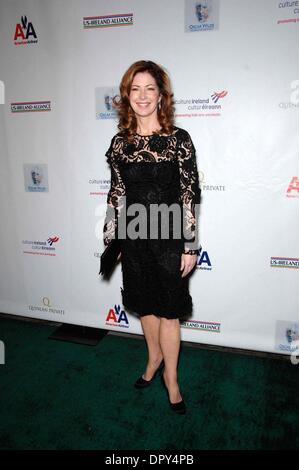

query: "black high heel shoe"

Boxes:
[134, 360, 164, 389]
[161, 372, 186, 415]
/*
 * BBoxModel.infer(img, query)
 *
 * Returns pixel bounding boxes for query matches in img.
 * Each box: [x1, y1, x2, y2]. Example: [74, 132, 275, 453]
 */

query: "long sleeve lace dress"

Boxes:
[103, 126, 201, 319]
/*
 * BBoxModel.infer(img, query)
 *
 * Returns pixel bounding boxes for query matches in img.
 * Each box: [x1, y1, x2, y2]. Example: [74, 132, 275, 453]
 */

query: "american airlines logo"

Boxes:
[286, 177, 299, 198]
[14, 15, 38, 45]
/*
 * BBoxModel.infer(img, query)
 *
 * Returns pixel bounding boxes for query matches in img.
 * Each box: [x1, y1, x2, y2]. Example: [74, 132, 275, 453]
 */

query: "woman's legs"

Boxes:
[140, 314, 163, 380]
[140, 314, 182, 403]
[159, 318, 182, 403]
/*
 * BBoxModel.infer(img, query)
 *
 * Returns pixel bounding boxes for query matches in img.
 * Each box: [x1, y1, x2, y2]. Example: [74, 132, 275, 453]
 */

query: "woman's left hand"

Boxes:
[180, 253, 197, 277]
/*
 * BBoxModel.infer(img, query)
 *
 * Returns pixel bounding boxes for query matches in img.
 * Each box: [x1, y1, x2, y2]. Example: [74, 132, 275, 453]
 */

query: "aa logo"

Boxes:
[106, 304, 129, 328]
[14, 16, 37, 42]
[197, 250, 212, 270]
[287, 177, 299, 197]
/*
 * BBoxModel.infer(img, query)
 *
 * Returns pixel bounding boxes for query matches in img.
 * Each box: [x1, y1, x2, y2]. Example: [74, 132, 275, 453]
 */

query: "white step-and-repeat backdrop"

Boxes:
[0, 0, 298, 357]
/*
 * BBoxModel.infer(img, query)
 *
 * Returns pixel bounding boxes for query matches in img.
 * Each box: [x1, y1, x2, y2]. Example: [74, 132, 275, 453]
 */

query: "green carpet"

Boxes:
[0, 317, 298, 450]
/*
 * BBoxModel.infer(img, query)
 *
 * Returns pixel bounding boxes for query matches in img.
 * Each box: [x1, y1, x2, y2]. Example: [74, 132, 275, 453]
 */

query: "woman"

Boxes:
[103, 60, 201, 414]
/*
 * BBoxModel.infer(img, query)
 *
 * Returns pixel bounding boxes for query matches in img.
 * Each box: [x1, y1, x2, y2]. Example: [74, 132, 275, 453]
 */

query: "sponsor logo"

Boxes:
[181, 319, 221, 332]
[197, 248, 212, 271]
[83, 13, 133, 28]
[199, 170, 226, 192]
[106, 304, 129, 328]
[24, 164, 49, 192]
[11, 101, 51, 112]
[277, 1, 299, 24]
[14, 15, 38, 45]
[270, 257, 299, 268]
[175, 90, 228, 118]
[22, 237, 60, 255]
[185, 0, 219, 32]
[96, 87, 120, 120]
[286, 176, 299, 198]
[29, 297, 65, 316]
[89, 178, 111, 196]
[275, 321, 299, 356]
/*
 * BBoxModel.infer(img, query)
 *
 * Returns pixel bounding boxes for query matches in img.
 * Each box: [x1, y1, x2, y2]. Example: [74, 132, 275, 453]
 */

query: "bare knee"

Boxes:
[160, 318, 179, 327]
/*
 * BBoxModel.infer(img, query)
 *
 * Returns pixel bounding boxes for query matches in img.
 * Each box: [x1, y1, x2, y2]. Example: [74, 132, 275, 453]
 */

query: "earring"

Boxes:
[158, 100, 161, 110]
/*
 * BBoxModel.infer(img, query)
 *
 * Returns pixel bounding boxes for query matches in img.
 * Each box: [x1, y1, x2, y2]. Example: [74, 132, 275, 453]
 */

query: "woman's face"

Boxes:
[129, 71, 161, 118]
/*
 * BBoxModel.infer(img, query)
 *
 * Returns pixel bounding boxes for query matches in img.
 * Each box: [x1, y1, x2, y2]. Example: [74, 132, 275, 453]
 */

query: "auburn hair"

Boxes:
[112, 60, 175, 142]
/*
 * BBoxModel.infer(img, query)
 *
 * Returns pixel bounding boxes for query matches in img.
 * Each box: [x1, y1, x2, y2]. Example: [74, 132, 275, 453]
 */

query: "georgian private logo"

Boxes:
[175, 90, 228, 118]
[83, 13, 133, 28]
[286, 176, 299, 197]
[106, 304, 129, 328]
[11, 101, 51, 113]
[28, 297, 65, 316]
[14, 15, 38, 45]
[22, 236, 60, 255]
[270, 257, 299, 268]
[198, 170, 226, 192]
[181, 319, 221, 332]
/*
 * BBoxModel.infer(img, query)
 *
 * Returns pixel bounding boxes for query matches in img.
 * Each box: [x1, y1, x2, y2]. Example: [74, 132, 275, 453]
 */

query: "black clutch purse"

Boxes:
[99, 239, 121, 278]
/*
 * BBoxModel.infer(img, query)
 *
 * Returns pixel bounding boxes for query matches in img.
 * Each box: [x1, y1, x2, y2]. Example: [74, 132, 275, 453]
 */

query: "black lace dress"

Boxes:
[103, 126, 201, 319]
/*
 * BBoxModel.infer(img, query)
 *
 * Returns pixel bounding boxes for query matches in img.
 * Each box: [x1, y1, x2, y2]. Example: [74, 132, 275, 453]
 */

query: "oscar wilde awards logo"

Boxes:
[14, 15, 38, 45]
[95, 87, 120, 120]
[23, 164, 49, 192]
[275, 321, 299, 364]
[185, 0, 219, 32]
